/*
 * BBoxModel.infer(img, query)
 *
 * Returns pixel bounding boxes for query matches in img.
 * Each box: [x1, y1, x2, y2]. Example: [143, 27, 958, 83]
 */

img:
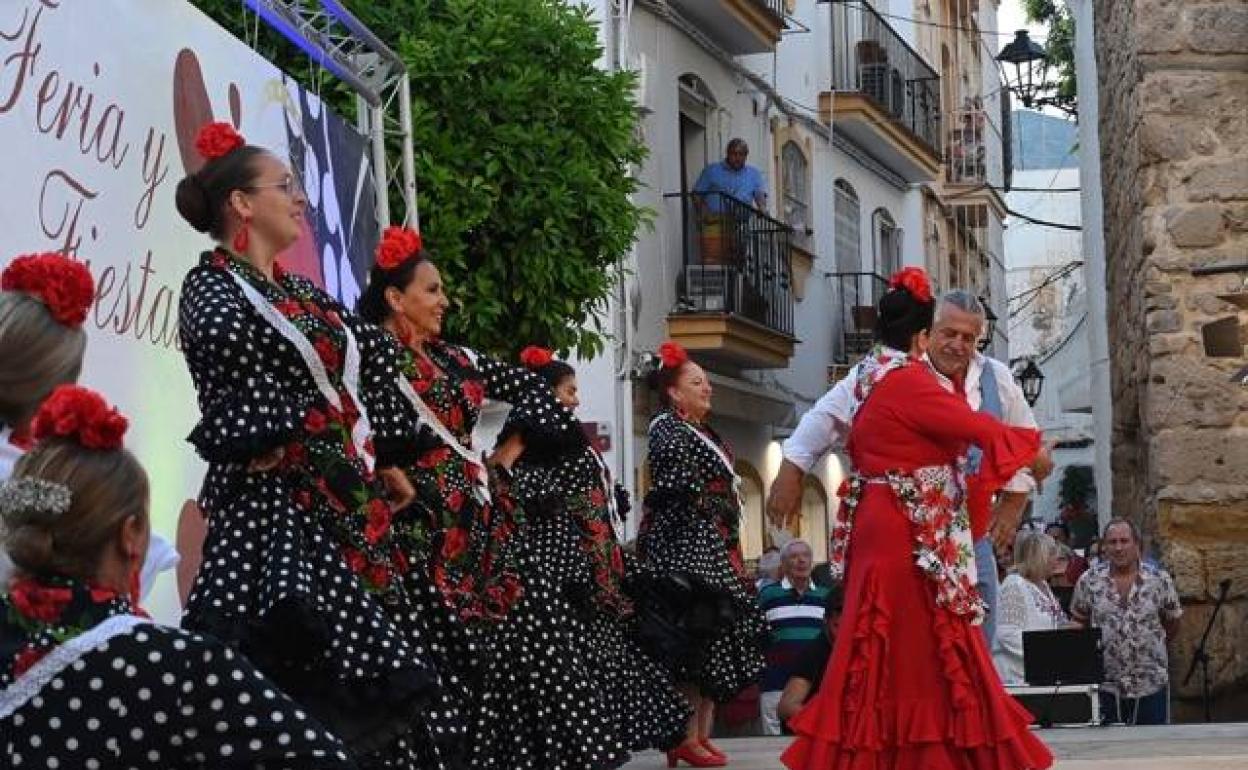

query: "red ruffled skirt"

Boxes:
[782, 486, 1052, 770]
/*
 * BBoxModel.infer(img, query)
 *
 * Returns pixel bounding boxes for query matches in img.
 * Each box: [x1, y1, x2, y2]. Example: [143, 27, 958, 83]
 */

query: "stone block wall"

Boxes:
[1094, 0, 1248, 714]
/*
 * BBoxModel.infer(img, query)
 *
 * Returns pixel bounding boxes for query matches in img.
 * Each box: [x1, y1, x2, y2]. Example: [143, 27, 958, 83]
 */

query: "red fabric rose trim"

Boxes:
[519, 345, 553, 369]
[887, 266, 934, 304]
[30, 385, 128, 450]
[375, 226, 423, 271]
[195, 121, 245, 160]
[9, 579, 73, 623]
[2, 252, 95, 328]
[658, 340, 688, 369]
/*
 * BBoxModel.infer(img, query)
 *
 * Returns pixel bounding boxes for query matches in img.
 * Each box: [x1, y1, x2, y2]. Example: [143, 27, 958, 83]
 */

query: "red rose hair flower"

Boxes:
[888, 266, 934, 304]
[375, 226, 423, 271]
[519, 345, 553, 369]
[30, 385, 128, 451]
[2, 253, 95, 328]
[194, 121, 245, 161]
[658, 341, 688, 369]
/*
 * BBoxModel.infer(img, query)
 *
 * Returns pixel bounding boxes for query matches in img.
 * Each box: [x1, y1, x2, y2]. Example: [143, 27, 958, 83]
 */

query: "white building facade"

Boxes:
[576, 0, 1014, 563]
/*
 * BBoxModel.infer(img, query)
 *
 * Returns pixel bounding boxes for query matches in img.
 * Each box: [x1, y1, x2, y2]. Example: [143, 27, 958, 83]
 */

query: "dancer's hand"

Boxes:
[1030, 444, 1054, 483]
[489, 433, 525, 470]
[247, 446, 285, 472]
[377, 466, 415, 511]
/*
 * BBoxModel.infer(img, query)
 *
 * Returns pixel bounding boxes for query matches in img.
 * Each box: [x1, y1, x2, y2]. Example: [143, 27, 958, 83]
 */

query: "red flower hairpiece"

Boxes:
[658, 341, 688, 369]
[194, 122, 245, 161]
[2, 253, 95, 328]
[888, 266, 934, 304]
[375, 226, 423, 271]
[30, 385, 128, 451]
[519, 345, 554, 370]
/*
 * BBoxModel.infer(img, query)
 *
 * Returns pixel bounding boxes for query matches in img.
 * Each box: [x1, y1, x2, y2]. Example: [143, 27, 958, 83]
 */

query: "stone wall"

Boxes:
[1094, 0, 1248, 717]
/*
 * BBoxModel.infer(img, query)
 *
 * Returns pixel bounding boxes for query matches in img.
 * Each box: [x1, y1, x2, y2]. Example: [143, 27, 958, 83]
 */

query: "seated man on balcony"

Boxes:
[694, 138, 769, 213]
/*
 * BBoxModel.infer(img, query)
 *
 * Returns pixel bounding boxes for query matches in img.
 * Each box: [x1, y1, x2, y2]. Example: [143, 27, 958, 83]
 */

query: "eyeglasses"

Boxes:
[245, 175, 302, 197]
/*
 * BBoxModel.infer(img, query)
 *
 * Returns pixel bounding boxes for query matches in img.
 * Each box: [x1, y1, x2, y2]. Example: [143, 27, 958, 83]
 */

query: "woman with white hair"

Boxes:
[993, 530, 1069, 684]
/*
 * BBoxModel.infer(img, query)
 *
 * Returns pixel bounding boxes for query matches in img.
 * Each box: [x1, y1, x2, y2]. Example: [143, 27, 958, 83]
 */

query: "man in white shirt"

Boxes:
[767, 290, 1044, 646]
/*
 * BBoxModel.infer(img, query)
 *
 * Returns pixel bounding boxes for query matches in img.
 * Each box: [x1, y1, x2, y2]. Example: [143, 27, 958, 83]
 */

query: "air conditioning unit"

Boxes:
[683, 265, 741, 313]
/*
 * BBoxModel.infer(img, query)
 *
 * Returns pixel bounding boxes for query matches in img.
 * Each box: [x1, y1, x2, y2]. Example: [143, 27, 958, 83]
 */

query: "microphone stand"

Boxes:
[1183, 578, 1231, 722]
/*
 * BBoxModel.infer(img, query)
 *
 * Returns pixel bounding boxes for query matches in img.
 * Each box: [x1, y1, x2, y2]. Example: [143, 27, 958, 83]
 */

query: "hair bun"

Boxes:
[173, 175, 214, 234]
[2, 253, 95, 328]
[30, 385, 128, 451]
[519, 345, 554, 369]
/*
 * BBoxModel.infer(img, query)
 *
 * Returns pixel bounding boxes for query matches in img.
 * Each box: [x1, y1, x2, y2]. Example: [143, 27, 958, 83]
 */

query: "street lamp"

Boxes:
[1014, 359, 1045, 407]
[997, 30, 1049, 109]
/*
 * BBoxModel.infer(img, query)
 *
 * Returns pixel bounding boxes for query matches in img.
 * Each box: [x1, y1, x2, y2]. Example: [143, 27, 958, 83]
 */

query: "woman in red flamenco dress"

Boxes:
[782, 267, 1054, 770]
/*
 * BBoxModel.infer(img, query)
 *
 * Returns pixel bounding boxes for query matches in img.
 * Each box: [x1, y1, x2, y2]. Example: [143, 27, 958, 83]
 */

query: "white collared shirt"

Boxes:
[782, 353, 1037, 493]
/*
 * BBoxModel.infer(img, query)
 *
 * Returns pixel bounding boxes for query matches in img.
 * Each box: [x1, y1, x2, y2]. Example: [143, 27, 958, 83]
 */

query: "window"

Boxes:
[834, 180, 861, 275]
[872, 208, 900, 277]
[782, 141, 810, 246]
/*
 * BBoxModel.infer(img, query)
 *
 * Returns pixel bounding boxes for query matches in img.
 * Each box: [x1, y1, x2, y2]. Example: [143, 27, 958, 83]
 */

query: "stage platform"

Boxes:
[621, 723, 1248, 769]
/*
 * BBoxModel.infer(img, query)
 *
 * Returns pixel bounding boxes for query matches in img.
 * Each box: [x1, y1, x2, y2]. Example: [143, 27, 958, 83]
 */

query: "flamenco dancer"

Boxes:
[500, 345, 691, 753]
[0, 253, 179, 597]
[173, 123, 453, 767]
[637, 341, 767, 768]
[0, 385, 354, 768]
[355, 228, 628, 770]
[782, 267, 1053, 770]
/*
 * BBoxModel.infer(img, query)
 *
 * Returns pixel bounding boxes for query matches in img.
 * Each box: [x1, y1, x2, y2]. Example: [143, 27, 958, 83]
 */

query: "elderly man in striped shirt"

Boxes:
[757, 539, 829, 735]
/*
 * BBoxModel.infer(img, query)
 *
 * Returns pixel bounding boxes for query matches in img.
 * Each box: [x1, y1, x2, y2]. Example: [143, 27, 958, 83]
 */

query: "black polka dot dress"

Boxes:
[177, 251, 454, 767]
[509, 443, 691, 753]
[391, 340, 628, 770]
[0, 579, 353, 769]
[636, 409, 767, 703]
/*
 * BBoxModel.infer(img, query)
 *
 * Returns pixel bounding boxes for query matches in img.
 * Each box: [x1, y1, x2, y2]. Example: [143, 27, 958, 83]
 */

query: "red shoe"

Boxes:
[666, 742, 727, 768]
[699, 738, 727, 761]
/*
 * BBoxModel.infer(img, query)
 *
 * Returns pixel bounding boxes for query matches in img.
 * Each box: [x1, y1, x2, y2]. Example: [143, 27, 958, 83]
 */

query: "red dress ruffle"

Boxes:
[783, 365, 1051, 770]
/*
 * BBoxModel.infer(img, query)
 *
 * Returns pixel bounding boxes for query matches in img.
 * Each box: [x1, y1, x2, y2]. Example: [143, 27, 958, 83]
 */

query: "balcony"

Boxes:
[829, 271, 888, 364]
[667, 0, 786, 55]
[944, 107, 1009, 214]
[667, 192, 796, 369]
[820, 1, 941, 182]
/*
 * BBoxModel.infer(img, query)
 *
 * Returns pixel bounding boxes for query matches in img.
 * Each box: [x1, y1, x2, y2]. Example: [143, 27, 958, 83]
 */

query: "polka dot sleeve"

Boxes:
[337, 306, 420, 468]
[474, 351, 584, 457]
[178, 264, 302, 464]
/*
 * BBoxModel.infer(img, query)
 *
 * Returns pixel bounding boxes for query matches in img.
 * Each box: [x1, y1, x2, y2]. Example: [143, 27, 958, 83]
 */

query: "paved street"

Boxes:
[622, 724, 1248, 769]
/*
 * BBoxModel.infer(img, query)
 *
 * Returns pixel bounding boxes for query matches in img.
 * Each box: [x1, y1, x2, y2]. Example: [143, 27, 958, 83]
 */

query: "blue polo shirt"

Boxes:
[693, 161, 768, 211]
[758, 578, 829, 691]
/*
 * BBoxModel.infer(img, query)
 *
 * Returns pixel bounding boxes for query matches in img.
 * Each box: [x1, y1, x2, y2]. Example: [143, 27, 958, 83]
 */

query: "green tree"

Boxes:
[1021, 0, 1078, 118]
[190, 0, 646, 358]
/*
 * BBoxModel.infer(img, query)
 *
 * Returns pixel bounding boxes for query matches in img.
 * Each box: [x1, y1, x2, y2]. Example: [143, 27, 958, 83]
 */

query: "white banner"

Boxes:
[0, 0, 380, 620]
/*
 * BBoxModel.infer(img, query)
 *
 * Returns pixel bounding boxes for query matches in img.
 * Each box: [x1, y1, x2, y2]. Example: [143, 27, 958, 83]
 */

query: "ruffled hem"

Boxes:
[783, 569, 1052, 770]
[185, 598, 439, 756]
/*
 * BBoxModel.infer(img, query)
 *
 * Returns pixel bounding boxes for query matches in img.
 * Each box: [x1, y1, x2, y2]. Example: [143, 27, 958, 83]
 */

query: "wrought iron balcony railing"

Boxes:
[669, 191, 794, 339]
[945, 108, 1005, 186]
[830, 0, 941, 154]
[829, 271, 888, 363]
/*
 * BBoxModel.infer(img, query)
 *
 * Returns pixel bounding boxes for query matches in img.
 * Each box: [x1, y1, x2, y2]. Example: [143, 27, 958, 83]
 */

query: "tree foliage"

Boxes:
[190, 0, 647, 358]
[1022, 0, 1078, 118]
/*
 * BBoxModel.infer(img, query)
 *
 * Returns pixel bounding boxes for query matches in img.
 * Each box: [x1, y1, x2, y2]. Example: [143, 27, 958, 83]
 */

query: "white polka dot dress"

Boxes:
[392, 340, 628, 770]
[509, 445, 692, 753]
[635, 409, 767, 703]
[177, 252, 453, 766]
[0, 586, 353, 768]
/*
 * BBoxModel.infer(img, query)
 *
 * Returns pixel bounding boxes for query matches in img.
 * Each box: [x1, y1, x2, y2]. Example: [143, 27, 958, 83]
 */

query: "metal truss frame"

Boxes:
[243, 0, 419, 229]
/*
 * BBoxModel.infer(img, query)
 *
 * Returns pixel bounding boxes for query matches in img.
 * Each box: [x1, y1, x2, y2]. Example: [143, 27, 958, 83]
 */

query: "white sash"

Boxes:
[395, 375, 492, 505]
[226, 270, 374, 472]
[588, 445, 627, 543]
[0, 614, 147, 719]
